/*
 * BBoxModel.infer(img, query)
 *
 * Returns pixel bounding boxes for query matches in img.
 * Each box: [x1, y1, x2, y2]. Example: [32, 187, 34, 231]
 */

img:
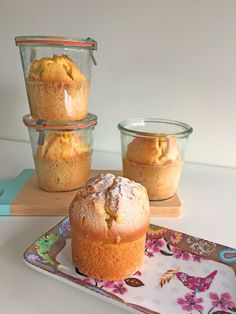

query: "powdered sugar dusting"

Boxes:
[71, 173, 150, 240]
[106, 176, 144, 208]
[91, 174, 148, 220]
[86, 173, 115, 192]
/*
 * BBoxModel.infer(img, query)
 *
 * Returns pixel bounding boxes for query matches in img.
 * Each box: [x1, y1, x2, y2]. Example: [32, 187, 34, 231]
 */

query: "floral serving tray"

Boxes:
[24, 218, 236, 314]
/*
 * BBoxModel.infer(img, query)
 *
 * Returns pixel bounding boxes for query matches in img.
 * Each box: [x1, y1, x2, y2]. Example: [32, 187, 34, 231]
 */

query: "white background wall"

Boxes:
[0, 0, 236, 167]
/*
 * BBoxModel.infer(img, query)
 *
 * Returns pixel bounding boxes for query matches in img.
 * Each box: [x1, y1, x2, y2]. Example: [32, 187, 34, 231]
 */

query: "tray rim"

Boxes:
[23, 217, 236, 314]
[23, 259, 141, 314]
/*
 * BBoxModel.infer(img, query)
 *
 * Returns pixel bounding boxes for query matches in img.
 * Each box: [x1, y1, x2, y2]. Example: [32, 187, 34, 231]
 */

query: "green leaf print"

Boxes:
[35, 234, 59, 265]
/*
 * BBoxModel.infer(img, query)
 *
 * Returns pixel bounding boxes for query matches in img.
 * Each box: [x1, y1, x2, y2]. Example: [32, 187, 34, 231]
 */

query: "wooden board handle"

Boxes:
[0, 169, 34, 215]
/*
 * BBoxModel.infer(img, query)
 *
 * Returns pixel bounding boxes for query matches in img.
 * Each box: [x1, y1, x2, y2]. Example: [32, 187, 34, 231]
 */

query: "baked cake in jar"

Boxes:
[26, 55, 89, 122]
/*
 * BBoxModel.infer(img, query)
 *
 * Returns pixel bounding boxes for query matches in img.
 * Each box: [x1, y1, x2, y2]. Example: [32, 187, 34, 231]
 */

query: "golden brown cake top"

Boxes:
[125, 136, 179, 166]
[36, 132, 89, 161]
[28, 55, 86, 83]
[69, 173, 150, 243]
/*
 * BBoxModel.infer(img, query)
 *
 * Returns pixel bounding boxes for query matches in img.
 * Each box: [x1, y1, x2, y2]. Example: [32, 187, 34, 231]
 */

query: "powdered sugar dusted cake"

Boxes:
[69, 173, 150, 280]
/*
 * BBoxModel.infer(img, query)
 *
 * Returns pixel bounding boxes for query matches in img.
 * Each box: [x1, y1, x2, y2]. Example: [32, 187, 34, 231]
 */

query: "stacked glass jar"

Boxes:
[15, 36, 98, 191]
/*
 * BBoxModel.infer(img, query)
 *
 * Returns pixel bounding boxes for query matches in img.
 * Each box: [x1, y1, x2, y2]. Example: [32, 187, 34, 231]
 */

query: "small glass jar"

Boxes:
[23, 113, 97, 192]
[16, 36, 97, 122]
[118, 118, 193, 200]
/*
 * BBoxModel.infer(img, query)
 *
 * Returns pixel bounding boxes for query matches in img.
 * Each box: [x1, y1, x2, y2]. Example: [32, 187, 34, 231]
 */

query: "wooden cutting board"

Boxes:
[0, 169, 182, 217]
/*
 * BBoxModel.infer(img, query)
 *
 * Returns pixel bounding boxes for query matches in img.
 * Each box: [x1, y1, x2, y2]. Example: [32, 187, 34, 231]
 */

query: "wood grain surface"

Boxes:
[11, 170, 182, 216]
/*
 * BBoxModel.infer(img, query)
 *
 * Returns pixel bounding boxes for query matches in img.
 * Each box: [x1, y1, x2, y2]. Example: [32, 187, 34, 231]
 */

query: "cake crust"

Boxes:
[123, 136, 182, 200]
[69, 173, 150, 243]
[26, 55, 89, 122]
[69, 173, 150, 280]
[35, 132, 90, 191]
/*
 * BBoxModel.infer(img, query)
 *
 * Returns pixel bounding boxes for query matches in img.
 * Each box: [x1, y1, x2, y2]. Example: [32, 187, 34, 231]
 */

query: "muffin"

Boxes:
[123, 136, 182, 200]
[26, 55, 89, 122]
[35, 131, 90, 191]
[69, 173, 150, 280]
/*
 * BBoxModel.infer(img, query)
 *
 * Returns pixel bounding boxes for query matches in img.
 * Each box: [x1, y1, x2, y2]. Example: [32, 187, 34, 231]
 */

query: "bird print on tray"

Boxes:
[159, 268, 217, 297]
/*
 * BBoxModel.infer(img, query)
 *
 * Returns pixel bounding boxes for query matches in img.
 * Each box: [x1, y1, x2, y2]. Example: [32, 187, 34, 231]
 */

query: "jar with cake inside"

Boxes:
[23, 113, 97, 192]
[16, 36, 97, 122]
[118, 118, 193, 201]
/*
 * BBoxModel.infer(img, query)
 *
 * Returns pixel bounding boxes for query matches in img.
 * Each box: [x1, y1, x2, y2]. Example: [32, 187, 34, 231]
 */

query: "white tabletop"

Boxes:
[0, 139, 236, 314]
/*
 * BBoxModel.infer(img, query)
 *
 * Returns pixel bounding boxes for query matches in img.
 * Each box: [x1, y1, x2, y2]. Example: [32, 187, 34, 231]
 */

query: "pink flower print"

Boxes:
[172, 247, 191, 261]
[209, 292, 235, 311]
[83, 278, 93, 285]
[146, 251, 154, 258]
[192, 255, 201, 263]
[146, 238, 164, 253]
[103, 281, 115, 288]
[112, 281, 128, 295]
[134, 270, 142, 276]
[177, 293, 204, 312]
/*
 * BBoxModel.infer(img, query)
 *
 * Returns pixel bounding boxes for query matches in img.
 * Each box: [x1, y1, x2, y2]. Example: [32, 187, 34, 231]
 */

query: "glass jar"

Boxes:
[23, 113, 97, 192]
[16, 36, 97, 122]
[118, 118, 193, 200]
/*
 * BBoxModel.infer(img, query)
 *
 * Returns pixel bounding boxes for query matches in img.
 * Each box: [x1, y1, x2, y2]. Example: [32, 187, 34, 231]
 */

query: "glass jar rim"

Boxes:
[23, 113, 97, 130]
[15, 36, 97, 50]
[118, 118, 193, 138]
